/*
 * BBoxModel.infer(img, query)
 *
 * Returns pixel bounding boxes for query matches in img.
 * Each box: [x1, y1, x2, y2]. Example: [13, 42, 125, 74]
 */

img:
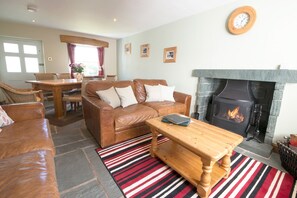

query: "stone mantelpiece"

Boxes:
[192, 69, 297, 145]
[192, 69, 297, 83]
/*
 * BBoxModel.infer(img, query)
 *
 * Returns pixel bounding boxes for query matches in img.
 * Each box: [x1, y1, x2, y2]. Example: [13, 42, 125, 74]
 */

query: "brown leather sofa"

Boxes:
[0, 102, 59, 197]
[83, 79, 191, 148]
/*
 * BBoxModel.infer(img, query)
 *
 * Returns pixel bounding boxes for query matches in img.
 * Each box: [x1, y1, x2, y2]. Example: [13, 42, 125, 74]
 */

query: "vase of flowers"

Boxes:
[74, 72, 83, 81]
[70, 63, 84, 81]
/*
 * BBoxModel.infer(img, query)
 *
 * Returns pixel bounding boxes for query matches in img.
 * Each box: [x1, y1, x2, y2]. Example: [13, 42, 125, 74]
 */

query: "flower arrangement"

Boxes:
[69, 63, 84, 73]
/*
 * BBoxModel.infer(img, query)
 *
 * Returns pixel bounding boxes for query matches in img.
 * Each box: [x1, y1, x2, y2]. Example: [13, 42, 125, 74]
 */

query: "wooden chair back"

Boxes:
[0, 82, 43, 103]
[33, 73, 55, 101]
[55, 73, 71, 79]
[106, 75, 117, 81]
[34, 73, 55, 80]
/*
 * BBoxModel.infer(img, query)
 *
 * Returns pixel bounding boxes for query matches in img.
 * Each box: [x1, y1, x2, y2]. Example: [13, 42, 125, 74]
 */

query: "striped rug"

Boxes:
[96, 134, 297, 198]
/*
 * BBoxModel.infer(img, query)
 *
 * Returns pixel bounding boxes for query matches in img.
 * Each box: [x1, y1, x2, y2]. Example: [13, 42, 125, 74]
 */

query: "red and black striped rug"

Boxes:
[96, 134, 297, 198]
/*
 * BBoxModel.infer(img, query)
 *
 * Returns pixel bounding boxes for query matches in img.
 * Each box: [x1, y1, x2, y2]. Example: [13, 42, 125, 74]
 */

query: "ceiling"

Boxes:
[0, 0, 237, 39]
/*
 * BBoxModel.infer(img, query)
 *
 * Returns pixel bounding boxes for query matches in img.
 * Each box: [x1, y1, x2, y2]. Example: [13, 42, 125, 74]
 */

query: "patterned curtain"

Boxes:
[97, 47, 104, 77]
[67, 43, 76, 78]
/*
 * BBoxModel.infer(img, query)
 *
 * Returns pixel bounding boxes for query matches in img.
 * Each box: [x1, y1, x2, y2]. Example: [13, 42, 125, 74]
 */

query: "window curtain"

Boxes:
[67, 43, 76, 78]
[97, 47, 104, 77]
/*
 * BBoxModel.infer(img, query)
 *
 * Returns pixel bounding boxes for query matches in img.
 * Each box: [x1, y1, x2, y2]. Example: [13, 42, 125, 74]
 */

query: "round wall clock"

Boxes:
[227, 6, 256, 35]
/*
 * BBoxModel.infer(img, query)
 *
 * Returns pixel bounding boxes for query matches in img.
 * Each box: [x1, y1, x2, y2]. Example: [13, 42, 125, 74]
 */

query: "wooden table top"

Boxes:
[146, 115, 244, 161]
[26, 79, 82, 86]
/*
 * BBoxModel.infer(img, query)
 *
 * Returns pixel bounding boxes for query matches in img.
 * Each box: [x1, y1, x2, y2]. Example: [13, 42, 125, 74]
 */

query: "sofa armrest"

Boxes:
[82, 96, 116, 147]
[1, 102, 45, 122]
[173, 91, 192, 116]
[83, 96, 114, 110]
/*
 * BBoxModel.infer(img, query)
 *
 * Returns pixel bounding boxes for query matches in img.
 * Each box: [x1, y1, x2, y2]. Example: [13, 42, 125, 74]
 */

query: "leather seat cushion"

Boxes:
[143, 101, 186, 116]
[114, 104, 158, 131]
[0, 150, 59, 198]
[0, 119, 55, 159]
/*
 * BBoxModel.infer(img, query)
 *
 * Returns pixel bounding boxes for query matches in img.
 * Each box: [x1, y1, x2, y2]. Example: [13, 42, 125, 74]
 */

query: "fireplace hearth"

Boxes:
[209, 80, 255, 137]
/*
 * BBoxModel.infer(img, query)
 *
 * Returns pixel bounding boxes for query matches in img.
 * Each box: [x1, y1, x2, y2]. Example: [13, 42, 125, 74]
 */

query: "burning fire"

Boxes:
[226, 106, 244, 123]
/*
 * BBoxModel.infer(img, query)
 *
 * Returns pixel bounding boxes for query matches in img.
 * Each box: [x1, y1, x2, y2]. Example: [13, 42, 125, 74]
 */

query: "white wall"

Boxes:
[0, 20, 117, 76]
[118, 0, 297, 142]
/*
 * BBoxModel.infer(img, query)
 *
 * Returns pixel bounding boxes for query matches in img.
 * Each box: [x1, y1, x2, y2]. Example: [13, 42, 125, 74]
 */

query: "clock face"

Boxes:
[233, 13, 250, 29]
[227, 6, 256, 35]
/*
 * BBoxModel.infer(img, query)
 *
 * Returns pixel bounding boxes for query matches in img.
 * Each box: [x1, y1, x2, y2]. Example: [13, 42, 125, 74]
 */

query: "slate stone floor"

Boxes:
[51, 120, 124, 198]
[50, 119, 285, 197]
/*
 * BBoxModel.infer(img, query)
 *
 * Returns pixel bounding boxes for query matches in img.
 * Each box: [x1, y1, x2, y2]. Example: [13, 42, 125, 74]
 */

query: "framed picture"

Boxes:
[163, 46, 177, 63]
[140, 44, 150, 57]
[125, 43, 131, 54]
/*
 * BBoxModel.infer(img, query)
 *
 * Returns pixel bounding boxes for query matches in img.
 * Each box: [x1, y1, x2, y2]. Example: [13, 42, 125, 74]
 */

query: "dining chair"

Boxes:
[33, 73, 56, 80]
[62, 76, 102, 115]
[33, 73, 55, 100]
[0, 82, 44, 104]
[62, 75, 89, 115]
[105, 75, 117, 81]
[55, 73, 71, 79]
[62, 92, 82, 115]
[56, 72, 82, 96]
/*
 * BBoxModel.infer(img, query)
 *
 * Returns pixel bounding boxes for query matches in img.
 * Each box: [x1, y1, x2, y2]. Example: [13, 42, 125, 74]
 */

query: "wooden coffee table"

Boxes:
[145, 114, 243, 198]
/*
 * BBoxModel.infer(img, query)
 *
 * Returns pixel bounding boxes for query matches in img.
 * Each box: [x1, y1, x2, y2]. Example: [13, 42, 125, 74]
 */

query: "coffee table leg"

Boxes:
[150, 128, 158, 157]
[197, 159, 214, 198]
[221, 149, 232, 178]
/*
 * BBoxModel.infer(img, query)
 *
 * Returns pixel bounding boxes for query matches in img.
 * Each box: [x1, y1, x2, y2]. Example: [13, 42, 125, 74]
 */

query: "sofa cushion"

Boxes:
[160, 85, 175, 102]
[86, 80, 135, 98]
[143, 101, 186, 116]
[96, 86, 121, 108]
[114, 104, 158, 131]
[133, 79, 168, 103]
[144, 84, 175, 102]
[144, 84, 162, 102]
[0, 119, 55, 159]
[0, 150, 59, 198]
[115, 86, 138, 108]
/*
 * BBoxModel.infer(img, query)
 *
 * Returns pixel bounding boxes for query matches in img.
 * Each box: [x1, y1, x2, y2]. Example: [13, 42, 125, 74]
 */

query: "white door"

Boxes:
[0, 36, 45, 88]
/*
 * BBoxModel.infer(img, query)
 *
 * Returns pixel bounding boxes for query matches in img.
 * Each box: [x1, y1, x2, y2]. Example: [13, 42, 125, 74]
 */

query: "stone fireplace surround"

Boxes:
[192, 69, 297, 146]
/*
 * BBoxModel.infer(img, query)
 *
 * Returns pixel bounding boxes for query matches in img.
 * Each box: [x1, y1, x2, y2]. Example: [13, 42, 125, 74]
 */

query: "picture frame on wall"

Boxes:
[140, 44, 150, 57]
[125, 43, 131, 54]
[163, 46, 177, 63]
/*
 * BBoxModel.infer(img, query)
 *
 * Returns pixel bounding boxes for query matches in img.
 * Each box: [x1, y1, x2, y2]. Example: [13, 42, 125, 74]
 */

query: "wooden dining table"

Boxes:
[26, 79, 82, 119]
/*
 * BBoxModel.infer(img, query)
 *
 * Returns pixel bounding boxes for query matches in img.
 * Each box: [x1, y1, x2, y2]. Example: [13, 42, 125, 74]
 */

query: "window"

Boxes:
[5, 56, 21, 72]
[4, 43, 19, 53]
[2, 42, 41, 73]
[25, 57, 39, 72]
[23, 45, 37, 54]
[74, 45, 99, 76]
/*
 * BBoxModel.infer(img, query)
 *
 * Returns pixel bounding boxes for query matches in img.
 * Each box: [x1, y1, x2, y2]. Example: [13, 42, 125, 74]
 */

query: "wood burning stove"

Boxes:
[209, 80, 255, 137]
